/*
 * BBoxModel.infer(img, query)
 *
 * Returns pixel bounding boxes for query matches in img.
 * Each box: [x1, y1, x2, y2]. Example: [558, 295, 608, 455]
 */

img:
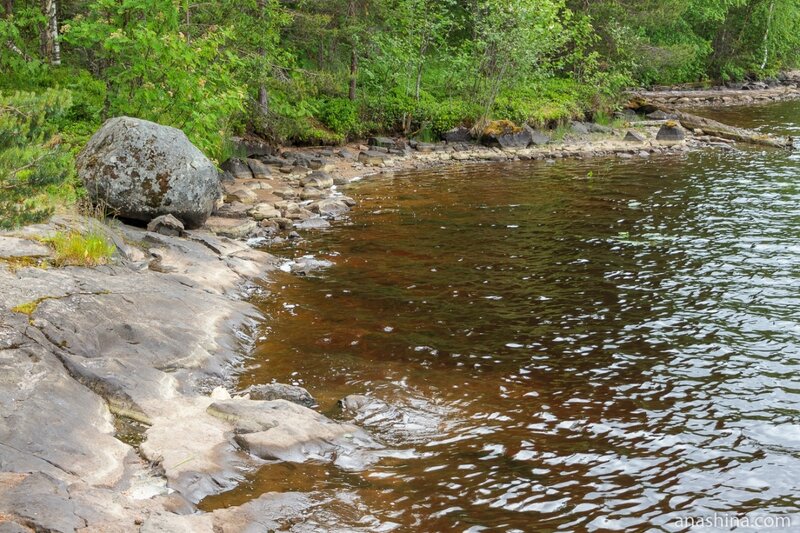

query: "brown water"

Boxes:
[204, 102, 800, 531]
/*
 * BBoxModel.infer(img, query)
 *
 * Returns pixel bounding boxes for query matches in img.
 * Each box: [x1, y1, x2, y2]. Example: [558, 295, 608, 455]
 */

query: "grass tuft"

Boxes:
[45, 231, 116, 267]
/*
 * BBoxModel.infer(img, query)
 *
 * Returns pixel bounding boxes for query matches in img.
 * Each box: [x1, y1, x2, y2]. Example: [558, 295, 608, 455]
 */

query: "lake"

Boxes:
[204, 101, 800, 532]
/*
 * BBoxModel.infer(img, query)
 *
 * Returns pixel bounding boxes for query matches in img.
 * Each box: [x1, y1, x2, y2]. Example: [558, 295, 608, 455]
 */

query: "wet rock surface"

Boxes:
[241, 383, 317, 407]
[0, 216, 380, 531]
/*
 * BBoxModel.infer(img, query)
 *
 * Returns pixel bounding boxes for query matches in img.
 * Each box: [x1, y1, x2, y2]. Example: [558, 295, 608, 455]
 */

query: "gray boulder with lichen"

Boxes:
[77, 117, 222, 229]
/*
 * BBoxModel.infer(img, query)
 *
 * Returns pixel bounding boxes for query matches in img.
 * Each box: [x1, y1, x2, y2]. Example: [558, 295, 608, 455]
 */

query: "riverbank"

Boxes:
[0, 101, 794, 530]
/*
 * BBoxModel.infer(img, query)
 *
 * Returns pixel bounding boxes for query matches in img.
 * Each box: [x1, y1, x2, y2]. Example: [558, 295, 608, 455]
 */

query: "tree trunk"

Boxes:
[348, 49, 358, 101]
[760, 0, 775, 70]
[3, 0, 12, 18]
[40, 0, 60, 65]
[258, 84, 269, 116]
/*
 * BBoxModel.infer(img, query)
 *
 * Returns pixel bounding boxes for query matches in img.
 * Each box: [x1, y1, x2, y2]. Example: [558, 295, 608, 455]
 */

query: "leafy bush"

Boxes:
[0, 89, 75, 229]
[317, 98, 359, 136]
[492, 79, 590, 127]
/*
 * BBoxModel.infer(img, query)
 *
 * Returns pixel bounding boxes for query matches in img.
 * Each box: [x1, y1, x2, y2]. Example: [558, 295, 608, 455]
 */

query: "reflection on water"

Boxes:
[203, 102, 800, 531]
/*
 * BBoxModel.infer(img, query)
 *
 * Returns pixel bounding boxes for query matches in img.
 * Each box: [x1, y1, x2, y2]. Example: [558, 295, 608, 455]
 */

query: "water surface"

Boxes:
[204, 102, 800, 531]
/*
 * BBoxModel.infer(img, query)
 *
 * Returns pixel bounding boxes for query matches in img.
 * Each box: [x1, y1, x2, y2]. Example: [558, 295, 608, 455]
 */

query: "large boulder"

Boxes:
[656, 121, 686, 142]
[442, 126, 474, 143]
[526, 126, 551, 146]
[77, 117, 222, 229]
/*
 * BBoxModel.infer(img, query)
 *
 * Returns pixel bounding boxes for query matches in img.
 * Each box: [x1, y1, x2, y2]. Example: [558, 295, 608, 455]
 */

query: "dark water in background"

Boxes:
[204, 102, 800, 531]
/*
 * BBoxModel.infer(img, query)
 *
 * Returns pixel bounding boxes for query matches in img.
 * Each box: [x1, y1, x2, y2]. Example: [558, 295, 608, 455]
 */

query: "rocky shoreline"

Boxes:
[208, 116, 759, 245]
[0, 216, 386, 531]
[0, 99, 794, 531]
[628, 70, 800, 107]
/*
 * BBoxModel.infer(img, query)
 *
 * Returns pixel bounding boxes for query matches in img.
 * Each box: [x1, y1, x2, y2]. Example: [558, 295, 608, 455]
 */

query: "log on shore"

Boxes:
[627, 97, 794, 149]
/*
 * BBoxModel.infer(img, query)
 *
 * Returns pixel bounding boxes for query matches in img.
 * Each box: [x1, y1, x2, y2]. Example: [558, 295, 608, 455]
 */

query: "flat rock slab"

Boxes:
[204, 217, 258, 239]
[0, 236, 51, 259]
[209, 399, 379, 466]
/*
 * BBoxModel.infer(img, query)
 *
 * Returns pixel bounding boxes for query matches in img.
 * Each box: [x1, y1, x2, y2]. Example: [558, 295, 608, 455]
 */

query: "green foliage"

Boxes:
[0, 0, 797, 188]
[0, 89, 75, 229]
[61, 0, 244, 159]
[317, 98, 359, 136]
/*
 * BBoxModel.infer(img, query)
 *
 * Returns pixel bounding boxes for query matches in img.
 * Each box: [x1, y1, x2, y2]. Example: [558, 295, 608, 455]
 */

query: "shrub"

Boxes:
[0, 89, 75, 229]
[317, 97, 359, 136]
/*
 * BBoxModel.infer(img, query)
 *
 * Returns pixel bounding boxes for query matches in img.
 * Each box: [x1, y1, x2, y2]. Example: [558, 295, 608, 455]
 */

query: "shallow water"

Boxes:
[203, 102, 800, 531]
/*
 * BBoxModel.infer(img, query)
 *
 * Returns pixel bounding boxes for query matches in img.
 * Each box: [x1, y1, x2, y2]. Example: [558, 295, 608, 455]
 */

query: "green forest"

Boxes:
[1, 0, 799, 226]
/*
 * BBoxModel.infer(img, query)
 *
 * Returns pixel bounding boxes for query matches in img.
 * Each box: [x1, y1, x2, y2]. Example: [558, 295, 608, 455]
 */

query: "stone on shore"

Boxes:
[587, 123, 613, 134]
[209, 399, 376, 465]
[246, 158, 272, 179]
[656, 121, 686, 142]
[204, 217, 258, 239]
[224, 187, 258, 205]
[528, 127, 551, 146]
[624, 130, 646, 142]
[300, 171, 334, 189]
[248, 203, 281, 221]
[77, 116, 222, 229]
[647, 110, 674, 120]
[481, 120, 532, 148]
[358, 151, 390, 166]
[147, 214, 185, 237]
[443, 127, 473, 143]
[368, 136, 396, 150]
[570, 121, 590, 135]
[221, 158, 254, 180]
[0, 235, 52, 259]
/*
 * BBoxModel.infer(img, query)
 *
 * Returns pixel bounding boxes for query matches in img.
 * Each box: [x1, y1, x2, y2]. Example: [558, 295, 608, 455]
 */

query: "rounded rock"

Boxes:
[77, 117, 221, 229]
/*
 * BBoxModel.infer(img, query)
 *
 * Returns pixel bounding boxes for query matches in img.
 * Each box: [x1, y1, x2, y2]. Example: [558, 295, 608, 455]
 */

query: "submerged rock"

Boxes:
[242, 383, 317, 408]
[77, 116, 222, 229]
[340, 393, 451, 446]
[294, 217, 331, 230]
[208, 399, 378, 465]
[311, 198, 350, 218]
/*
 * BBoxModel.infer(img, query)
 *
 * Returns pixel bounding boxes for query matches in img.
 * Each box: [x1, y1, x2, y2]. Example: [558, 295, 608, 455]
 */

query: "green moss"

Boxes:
[11, 300, 40, 316]
[483, 120, 521, 136]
